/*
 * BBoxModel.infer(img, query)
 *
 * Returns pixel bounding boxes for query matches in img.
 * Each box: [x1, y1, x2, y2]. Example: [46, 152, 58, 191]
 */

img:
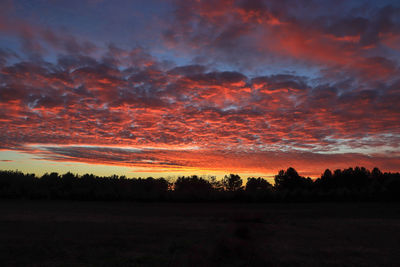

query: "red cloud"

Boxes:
[0, 1, 399, 176]
[18, 145, 400, 178]
[165, 0, 400, 81]
[1, 50, 399, 167]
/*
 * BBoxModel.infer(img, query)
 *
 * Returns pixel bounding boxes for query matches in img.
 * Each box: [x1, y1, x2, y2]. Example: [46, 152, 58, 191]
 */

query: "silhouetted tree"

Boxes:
[321, 169, 332, 181]
[274, 167, 310, 191]
[1, 167, 400, 202]
[371, 167, 382, 180]
[223, 174, 243, 191]
[246, 177, 272, 193]
[207, 175, 224, 191]
[174, 175, 213, 200]
[245, 177, 273, 201]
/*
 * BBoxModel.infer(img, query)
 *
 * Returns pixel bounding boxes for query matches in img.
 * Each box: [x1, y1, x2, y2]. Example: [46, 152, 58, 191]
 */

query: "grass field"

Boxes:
[1, 201, 400, 266]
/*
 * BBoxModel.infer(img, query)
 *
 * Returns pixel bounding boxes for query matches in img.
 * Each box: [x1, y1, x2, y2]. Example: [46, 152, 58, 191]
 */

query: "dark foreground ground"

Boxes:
[0, 201, 400, 266]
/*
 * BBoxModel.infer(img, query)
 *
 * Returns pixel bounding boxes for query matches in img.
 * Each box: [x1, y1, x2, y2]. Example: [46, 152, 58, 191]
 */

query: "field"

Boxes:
[1, 201, 400, 266]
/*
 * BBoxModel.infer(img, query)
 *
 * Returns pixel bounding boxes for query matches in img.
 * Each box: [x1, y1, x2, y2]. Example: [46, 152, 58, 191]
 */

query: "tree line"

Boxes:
[0, 167, 399, 201]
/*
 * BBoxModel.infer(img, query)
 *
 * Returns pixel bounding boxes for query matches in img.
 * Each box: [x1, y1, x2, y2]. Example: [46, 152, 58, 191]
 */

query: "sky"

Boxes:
[0, 0, 399, 179]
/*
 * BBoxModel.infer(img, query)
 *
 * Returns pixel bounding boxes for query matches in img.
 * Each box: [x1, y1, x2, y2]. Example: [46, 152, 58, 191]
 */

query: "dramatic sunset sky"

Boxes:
[0, 0, 399, 179]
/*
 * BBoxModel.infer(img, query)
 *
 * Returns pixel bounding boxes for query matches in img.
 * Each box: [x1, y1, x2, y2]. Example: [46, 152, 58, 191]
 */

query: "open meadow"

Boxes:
[1, 201, 400, 266]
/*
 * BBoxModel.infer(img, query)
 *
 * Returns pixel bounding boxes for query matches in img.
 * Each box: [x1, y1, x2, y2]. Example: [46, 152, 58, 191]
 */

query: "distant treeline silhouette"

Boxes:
[0, 167, 399, 201]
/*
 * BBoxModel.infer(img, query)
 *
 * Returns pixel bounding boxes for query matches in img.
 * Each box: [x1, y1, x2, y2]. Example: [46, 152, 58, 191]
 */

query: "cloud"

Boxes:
[0, 47, 399, 158]
[164, 1, 400, 81]
[0, 3, 98, 57]
[0, 0, 399, 175]
[15, 144, 400, 177]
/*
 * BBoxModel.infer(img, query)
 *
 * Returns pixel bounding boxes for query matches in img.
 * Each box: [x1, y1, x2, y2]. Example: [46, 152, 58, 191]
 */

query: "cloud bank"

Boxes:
[0, 0, 399, 176]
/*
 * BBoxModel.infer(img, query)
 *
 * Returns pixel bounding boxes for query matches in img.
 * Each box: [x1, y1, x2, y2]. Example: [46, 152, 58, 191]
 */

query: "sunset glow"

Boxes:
[0, 0, 399, 178]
